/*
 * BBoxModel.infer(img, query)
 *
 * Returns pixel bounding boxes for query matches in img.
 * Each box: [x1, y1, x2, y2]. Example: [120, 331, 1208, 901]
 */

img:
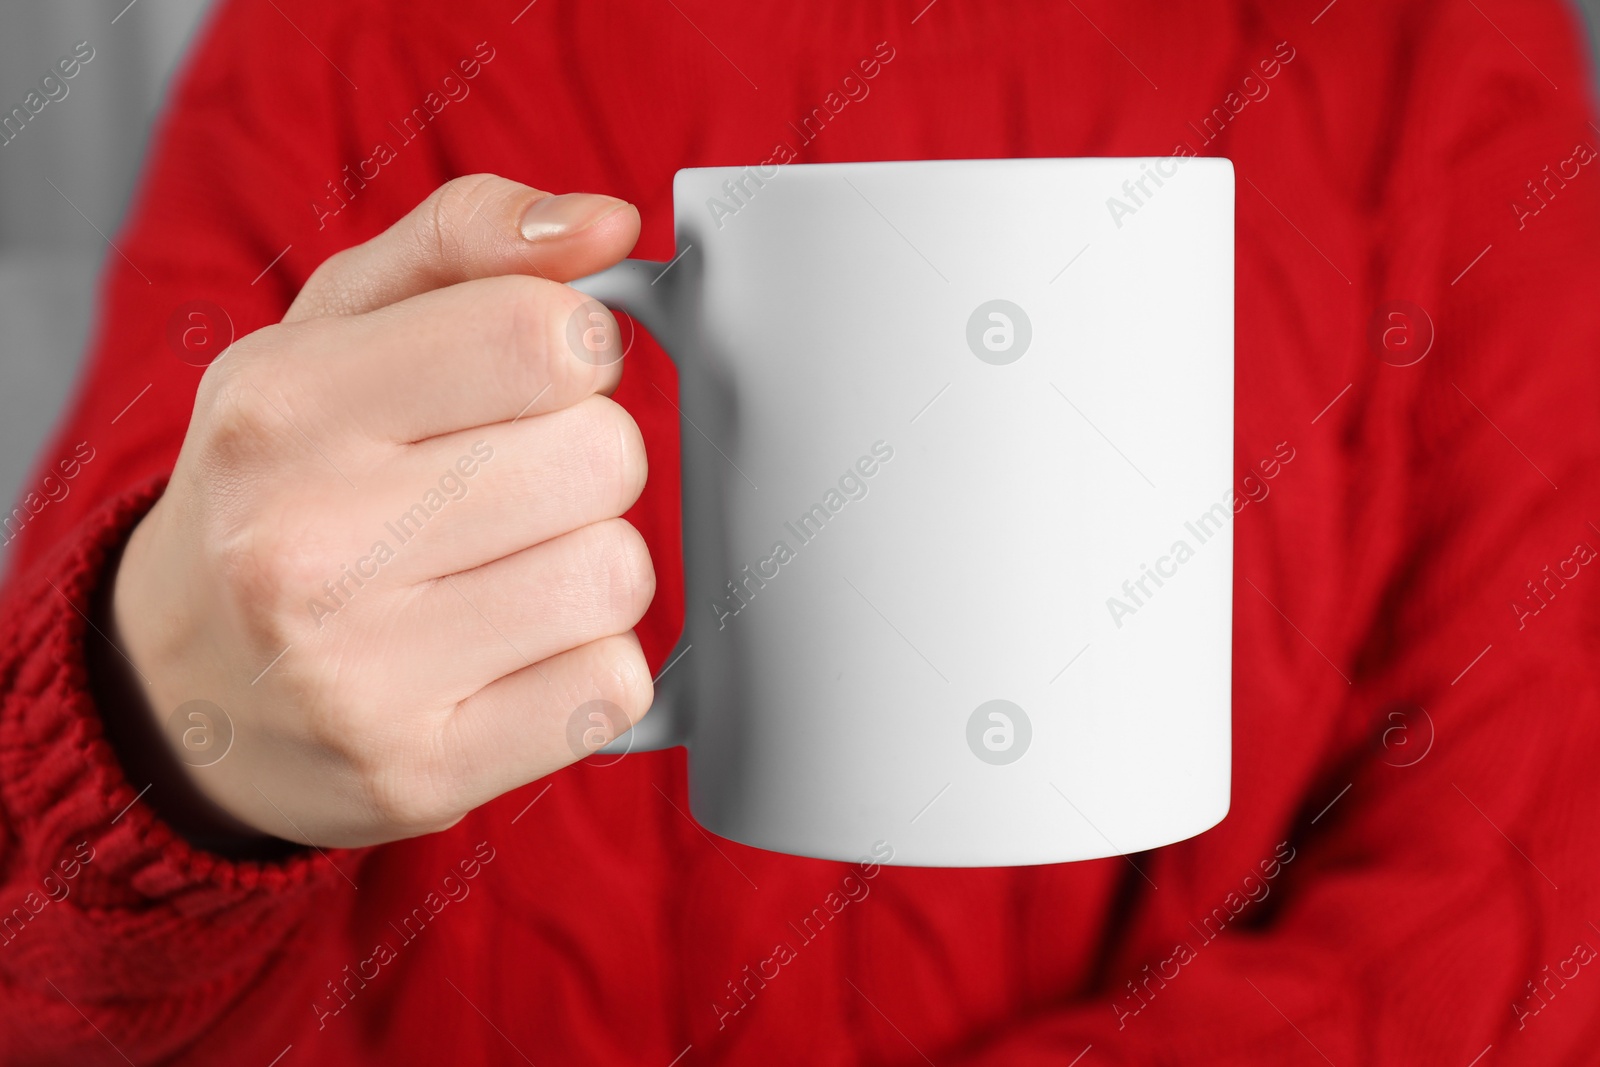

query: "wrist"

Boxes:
[91, 507, 296, 860]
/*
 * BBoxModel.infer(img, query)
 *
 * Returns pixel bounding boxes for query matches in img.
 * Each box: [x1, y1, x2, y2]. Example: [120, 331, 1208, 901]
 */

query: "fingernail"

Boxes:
[519, 193, 630, 241]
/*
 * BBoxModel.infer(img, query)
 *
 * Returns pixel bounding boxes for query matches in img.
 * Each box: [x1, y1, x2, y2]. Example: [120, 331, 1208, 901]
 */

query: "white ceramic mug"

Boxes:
[571, 157, 1234, 866]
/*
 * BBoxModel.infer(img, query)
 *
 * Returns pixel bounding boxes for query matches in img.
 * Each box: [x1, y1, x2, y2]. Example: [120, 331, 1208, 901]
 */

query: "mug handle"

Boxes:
[569, 258, 689, 754]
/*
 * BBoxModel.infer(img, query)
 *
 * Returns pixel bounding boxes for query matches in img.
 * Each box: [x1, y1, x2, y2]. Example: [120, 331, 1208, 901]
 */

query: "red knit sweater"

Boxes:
[4, 1, 1600, 1063]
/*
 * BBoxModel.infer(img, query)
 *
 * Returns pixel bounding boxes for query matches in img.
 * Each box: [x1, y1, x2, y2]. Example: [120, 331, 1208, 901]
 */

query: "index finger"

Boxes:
[284, 271, 626, 443]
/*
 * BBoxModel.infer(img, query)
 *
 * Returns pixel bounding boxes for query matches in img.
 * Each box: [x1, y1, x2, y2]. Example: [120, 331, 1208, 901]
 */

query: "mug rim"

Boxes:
[675, 155, 1235, 179]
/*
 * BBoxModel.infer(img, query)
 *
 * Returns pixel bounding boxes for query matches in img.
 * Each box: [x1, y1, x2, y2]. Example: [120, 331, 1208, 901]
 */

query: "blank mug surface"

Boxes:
[581, 157, 1234, 867]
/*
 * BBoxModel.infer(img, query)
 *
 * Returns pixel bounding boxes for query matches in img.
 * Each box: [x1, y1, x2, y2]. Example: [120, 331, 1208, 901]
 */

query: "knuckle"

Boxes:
[337, 715, 463, 831]
[583, 518, 655, 628]
[426, 173, 503, 270]
[596, 636, 655, 725]
[212, 507, 332, 636]
[487, 276, 618, 408]
[302, 698, 365, 757]
[493, 277, 578, 400]
[296, 253, 362, 316]
[500, 275, 550, 368]
[570, 396, 647, 515]
[539, 282, 614, 393]
[196, 358, 270, 460]
[193, 323, 317, 463]
[212, 522, 277, 612]
[191, 399, 353, 647]
[363, 760, 459, 832]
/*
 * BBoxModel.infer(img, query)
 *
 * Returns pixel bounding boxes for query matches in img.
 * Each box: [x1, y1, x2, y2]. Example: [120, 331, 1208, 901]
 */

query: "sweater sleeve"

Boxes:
[942, 2, 1600, 1064]
[0, 479, 365, 1064]
[0, 1, 426, 1060]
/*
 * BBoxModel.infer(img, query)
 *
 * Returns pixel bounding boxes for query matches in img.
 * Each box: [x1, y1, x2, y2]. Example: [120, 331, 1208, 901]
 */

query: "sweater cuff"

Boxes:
[0, 477, 360, 922]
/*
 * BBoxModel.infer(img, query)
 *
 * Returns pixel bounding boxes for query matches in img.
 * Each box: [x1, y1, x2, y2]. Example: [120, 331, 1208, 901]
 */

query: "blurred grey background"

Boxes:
[0, 0, 211, 565]
[0, 1, 1597, 567]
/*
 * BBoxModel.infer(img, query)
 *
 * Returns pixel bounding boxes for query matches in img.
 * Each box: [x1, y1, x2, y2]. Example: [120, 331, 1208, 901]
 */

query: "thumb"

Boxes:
[284, 173, 640, 322]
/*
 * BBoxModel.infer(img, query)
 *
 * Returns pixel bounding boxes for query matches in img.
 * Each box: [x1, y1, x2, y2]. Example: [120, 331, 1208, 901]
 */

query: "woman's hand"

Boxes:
[107, 175, 656, 849]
